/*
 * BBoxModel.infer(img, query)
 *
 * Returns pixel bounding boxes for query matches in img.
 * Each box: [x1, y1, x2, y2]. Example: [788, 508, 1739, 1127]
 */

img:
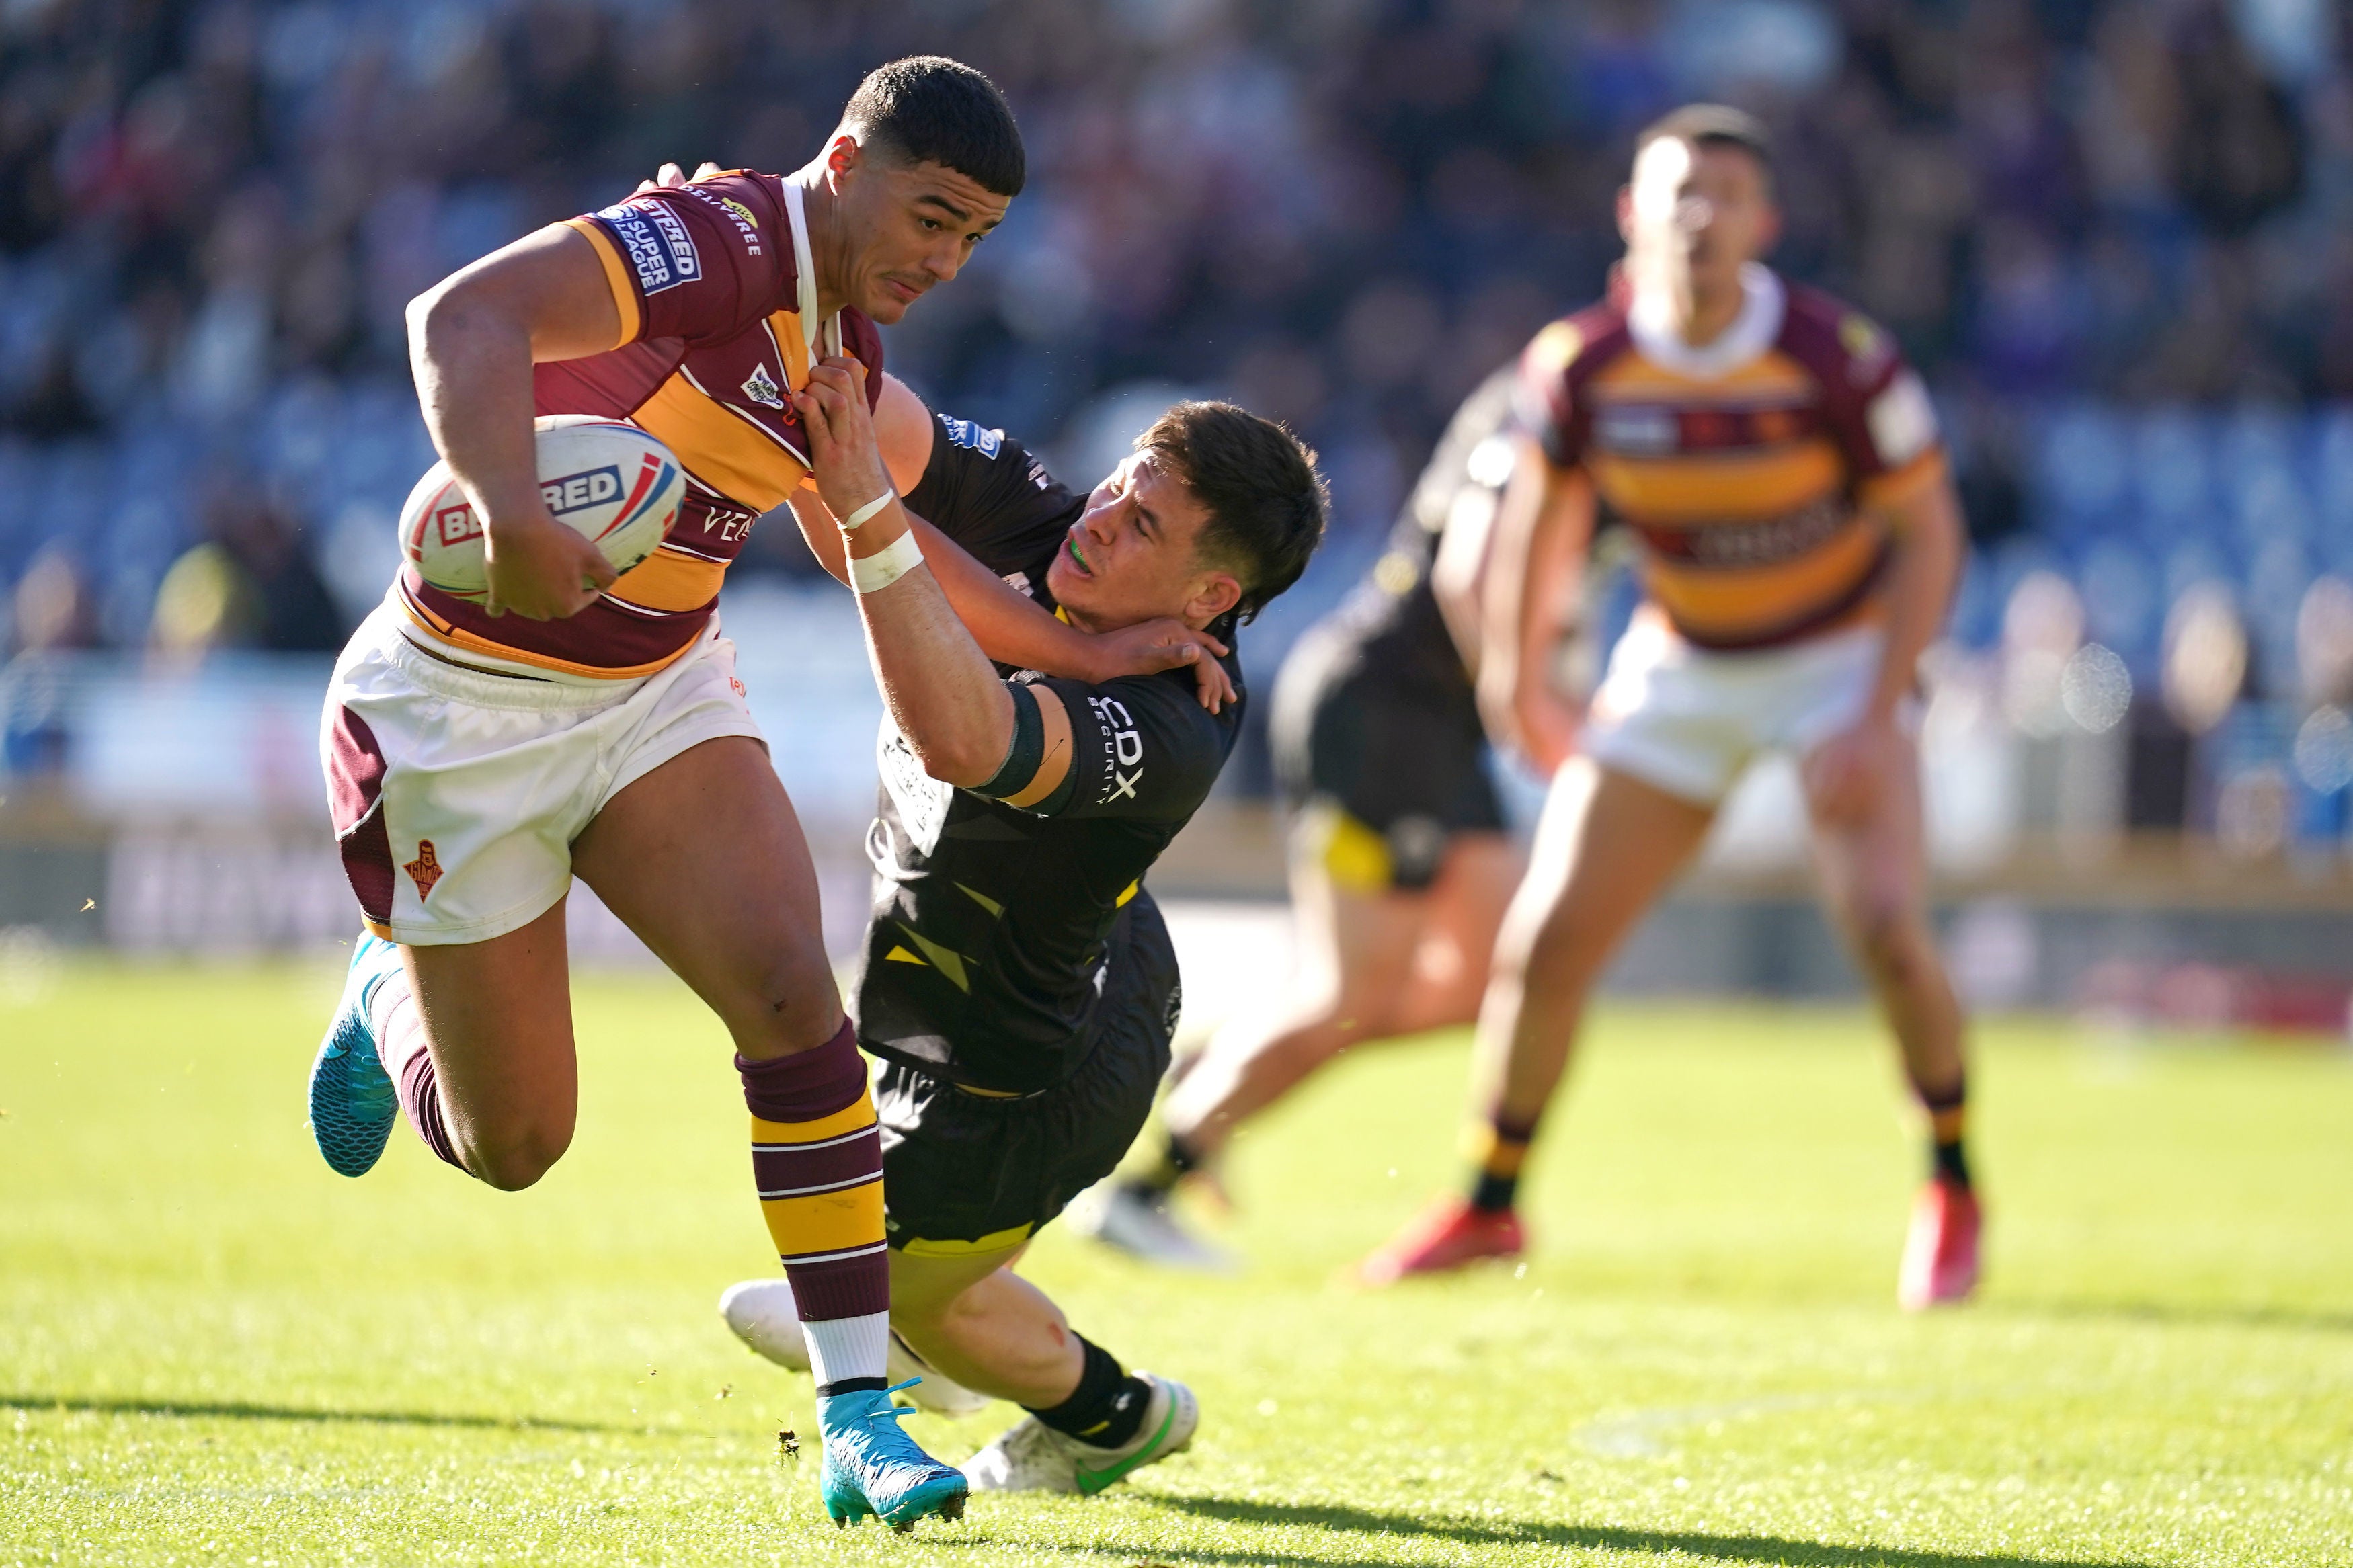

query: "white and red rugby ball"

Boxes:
[399, 415, 685, 602]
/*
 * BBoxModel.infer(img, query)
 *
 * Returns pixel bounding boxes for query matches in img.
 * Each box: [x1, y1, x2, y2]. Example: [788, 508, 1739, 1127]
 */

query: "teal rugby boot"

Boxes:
[816, 1380, 969, 1531]
[307, 932, 403, 1178]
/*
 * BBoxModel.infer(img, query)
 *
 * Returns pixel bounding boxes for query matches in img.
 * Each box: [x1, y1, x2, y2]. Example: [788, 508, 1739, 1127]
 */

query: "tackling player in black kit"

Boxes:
[721, 364, 1325, 1495]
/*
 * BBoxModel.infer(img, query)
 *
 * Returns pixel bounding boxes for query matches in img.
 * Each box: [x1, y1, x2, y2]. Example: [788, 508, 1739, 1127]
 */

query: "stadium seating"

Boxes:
[1, 0, 2348, 867]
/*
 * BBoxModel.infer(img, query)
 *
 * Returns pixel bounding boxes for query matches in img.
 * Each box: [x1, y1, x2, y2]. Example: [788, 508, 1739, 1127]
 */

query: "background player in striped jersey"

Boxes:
[302, 59, 1225, 1531]
[1364, 106, 1983, 1308]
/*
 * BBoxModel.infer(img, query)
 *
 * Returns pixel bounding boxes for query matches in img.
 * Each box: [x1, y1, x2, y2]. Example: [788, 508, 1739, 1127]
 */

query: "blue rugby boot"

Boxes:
[307, 932, 402, 1178]
[816, 1380, 969, 1531]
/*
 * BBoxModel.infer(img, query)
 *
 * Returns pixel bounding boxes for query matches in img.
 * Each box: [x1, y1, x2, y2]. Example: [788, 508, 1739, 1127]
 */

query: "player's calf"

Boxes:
[738, 1021, 965, 1522]
[1845, 898, 1940, 994]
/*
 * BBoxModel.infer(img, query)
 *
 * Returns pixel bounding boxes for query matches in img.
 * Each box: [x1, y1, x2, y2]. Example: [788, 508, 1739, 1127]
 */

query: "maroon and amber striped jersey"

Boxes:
[1519, 265, 1945, 651]
[399, 171, 884, 678]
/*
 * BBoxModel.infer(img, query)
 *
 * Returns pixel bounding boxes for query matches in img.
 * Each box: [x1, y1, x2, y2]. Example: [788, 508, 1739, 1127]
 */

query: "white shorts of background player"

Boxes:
[1579, 612, 1919, 809]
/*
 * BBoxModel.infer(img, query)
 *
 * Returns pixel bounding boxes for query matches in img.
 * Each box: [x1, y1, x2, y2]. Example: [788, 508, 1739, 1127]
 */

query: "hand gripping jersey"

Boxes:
[852, 417, 1245, 1096]
[399, 173, 885, 677]
[1519, 264, 1946, 651]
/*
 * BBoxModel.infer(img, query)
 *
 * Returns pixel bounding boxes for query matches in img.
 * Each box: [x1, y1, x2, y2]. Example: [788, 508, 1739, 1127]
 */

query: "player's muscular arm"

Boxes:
[788, 376, 1236, 712]
[1432, 481, 1586, 682]
[789, 370, 1092, 803]
[1477, 443, 1593, 770]
[1804, 474, 1964, 824]
[1863, 478, 1963, 724]
[791, 356, 1074, 788]
[407, 225, 623, 620]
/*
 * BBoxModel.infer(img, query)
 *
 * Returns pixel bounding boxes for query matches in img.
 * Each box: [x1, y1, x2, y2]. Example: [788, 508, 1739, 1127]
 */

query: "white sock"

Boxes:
[801, 1311, 891, 1389]
[364, 964, 429, 1079]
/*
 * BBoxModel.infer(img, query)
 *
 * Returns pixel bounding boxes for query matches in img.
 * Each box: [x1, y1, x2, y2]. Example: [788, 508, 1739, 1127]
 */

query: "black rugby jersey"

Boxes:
[1318, 367, 1519, 696]
[850, 415, 1246, 1095]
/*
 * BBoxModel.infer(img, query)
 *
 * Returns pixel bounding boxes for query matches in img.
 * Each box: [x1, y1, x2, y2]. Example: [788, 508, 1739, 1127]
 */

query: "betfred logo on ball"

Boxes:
[543, 466, 623, 517]
[399, 417, 686, 604]
[430, 501, 484, 549]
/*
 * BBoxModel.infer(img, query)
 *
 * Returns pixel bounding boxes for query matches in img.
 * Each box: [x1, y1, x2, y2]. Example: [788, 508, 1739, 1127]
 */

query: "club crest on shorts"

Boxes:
[404, 840, 445, 900]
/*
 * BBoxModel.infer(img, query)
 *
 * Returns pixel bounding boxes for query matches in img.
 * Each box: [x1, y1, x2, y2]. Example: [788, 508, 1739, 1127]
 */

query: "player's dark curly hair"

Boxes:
[1140, 402, 1328, 624]
[843, 56, 1025, 198]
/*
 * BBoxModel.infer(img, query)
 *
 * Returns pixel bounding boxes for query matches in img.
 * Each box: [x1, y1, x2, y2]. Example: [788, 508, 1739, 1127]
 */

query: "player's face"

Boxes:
[1622, 138, 1778, 293]
[833, 148, 1010, 324]
[1047, 452, 1238, 630]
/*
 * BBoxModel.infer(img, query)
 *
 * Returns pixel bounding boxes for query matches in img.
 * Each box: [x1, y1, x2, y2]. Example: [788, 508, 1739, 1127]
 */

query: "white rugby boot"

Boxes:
[964, 1373, 1198, 1495]
[717, 1279, 991, 1418]
[1067, 1182, 1237, 1273]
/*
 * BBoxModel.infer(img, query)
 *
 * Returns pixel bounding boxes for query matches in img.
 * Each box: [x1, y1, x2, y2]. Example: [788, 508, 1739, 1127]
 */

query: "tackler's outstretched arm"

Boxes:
[785, 375, 1234, 714]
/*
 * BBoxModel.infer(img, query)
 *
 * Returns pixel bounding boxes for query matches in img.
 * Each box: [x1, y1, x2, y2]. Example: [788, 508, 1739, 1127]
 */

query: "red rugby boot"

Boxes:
[1897, 1177, 1981, 1309]
[1355, 1198, 1525, 1286]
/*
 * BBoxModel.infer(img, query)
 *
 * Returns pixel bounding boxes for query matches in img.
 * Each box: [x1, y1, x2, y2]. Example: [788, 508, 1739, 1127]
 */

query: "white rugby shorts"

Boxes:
[1579, 611, 1909, 807]
[320, 596, 762, 945]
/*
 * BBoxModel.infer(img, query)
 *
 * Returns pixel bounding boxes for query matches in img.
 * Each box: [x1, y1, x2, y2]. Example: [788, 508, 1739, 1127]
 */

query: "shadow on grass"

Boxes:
[1138, 1495, 2161, 1568]
[1999, 1298, 2353, 1335]
[2, 1393, 666, 1436]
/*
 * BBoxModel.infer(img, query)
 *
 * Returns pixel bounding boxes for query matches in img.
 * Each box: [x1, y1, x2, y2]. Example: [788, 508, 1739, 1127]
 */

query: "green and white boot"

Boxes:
[963, 1373, 1197, 1496]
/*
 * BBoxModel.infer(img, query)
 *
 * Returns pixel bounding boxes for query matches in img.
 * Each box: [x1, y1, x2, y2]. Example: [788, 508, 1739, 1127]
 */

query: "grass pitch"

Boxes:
[3, 958, 2350, 1567]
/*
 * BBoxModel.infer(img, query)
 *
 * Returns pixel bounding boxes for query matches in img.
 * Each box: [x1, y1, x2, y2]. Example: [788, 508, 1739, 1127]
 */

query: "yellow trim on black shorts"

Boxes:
[900, 1223, 1034, 1257]
[1293, 800, 1393, 893]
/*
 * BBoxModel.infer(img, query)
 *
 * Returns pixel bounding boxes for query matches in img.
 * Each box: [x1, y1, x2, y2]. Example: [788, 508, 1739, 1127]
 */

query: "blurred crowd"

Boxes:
[1, 0, 2350, 842]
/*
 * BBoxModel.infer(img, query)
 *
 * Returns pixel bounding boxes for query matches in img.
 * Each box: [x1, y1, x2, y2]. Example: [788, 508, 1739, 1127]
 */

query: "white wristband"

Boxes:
[849, 529, 924, 594]
[838, 491, 895, 534]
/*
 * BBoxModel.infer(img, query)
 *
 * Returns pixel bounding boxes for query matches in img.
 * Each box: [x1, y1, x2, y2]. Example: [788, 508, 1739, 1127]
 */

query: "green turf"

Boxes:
[3, 960, 2350, 1566]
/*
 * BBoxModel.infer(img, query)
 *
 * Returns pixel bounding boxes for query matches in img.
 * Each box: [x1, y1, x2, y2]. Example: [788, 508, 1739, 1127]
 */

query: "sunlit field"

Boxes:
[4, 958, 2349, 1566]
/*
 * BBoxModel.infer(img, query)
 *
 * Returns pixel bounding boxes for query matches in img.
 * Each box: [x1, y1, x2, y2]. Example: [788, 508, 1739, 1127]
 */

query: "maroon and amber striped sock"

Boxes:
[1913, 1073, 1972, 1188]
[738, 1020, 890, 1393]
[1465, 1111, 1540, 1213]
[367, 969, 466, 1173]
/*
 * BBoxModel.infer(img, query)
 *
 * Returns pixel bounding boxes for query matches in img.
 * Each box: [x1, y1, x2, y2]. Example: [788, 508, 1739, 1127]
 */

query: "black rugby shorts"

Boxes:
[1271, 627, 1503, 892]
[875, 899, 1179, 1254]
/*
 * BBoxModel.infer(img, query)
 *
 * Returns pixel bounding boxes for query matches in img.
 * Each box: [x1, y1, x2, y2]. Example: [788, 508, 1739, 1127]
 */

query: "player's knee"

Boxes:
[737, 937, 840, 1051]
[465, 1122, 572, 1191]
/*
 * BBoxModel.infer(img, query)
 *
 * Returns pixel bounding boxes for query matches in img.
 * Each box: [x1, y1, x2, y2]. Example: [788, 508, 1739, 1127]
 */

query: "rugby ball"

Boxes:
[399, 415, 685, 602]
